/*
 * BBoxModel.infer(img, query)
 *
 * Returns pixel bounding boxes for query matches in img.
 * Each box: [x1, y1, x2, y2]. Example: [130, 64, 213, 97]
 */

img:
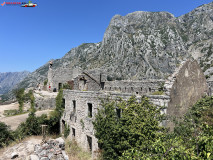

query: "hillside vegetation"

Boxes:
[93, 96, 213, 159]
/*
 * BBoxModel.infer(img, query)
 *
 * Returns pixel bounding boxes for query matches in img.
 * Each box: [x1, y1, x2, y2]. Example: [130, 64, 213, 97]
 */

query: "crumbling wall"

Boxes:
[51, 68, 74, 91]
[62, 90, 102, 158]
[165, 60, 208, 129]
[47, 67, 81, 92]
[73, 73, 101, 91]
[61, 90, 170, 158]
[34, 91, 57, 109]
[104, 80, 164, 95]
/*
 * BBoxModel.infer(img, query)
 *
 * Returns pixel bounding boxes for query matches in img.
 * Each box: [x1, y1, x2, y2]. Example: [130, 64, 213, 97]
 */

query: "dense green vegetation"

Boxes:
[0, 89, 64, 146]
[0, 122, 14, 147]
[93, 96, 213, 159]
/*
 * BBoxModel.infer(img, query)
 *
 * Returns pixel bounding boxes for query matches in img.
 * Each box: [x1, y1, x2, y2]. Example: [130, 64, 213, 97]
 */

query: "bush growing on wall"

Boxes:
[93, 96, 166, 159]
[64, 123, 70, 139]
[93, 95, 213, 159]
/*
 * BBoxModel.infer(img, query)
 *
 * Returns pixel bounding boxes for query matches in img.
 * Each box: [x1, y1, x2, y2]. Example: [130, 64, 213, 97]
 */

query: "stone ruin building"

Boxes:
[35, 59, 209, 158]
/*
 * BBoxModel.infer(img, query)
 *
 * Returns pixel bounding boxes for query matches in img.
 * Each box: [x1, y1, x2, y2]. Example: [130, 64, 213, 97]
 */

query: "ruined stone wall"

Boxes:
[51, 68, 74, 91]
[165, 60, 208, 129]
[104, 80, 164, 95]
[34, 91, 57, 109]
[61, 90, 169, 158]
[47, 67, 81, 92]
[73, 74, 101, 91]
[62, 90, 103, 158]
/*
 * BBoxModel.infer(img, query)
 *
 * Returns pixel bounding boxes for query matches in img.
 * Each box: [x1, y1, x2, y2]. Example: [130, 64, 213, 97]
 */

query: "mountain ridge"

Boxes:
[3, 1, 213, 100]
[0, 71, 30, 95]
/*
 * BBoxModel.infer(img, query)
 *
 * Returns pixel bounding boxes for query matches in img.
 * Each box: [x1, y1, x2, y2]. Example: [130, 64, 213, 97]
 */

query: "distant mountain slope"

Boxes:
[0, 71, 30, 94]
[7, 1, 213, 97]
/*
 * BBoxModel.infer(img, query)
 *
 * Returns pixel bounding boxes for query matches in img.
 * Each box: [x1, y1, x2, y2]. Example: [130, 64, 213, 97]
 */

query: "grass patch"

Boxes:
[151, 91, 164, 95]
[3, 109, 28, 117]
[65, 139, 92, 160]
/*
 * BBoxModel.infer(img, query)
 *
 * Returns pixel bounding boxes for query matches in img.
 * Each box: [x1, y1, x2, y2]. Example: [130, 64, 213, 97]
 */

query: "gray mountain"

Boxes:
[4, 1, 213, 99]
[0, 71, 30, 95]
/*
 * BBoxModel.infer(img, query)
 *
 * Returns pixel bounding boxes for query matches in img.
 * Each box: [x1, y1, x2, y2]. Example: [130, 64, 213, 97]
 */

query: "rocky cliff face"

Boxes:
[10, 1, 213, 95]
[0, 71, 30, 94]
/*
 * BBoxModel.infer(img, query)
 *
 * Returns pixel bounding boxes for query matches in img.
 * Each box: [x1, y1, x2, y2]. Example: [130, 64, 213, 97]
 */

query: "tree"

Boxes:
[13, 88, 25, 112]
[172, 96, 213, 159]
[93, 96, 166, 160]
[19, 90, 39, 136]
[48, 89, 64, 134]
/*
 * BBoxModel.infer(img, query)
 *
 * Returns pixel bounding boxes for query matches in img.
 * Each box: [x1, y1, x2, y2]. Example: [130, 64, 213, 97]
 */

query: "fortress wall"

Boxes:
[62, 90, 103, 158]
[104, 80, 165, 94]
[165, 60, 208, 129]
[51, 68, 74, 90]
[61, 90, 170, 157]
[34, 91, 57, 109]
[73, 74, 101, 91]
[47, 67, 82, 91]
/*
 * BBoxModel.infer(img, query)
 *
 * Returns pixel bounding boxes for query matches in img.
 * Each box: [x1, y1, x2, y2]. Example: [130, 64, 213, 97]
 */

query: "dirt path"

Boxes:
[0, 102, 53, 130]
[0, 110, 53, 130]
[0, 102, 19, 118]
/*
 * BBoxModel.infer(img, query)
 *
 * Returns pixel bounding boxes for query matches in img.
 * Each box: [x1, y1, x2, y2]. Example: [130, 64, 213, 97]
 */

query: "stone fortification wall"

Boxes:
[51, 68, 74, 91]
[164, 60, 208, 129]
[73, 73, 101, 91]
[34, 91, 57, 109]
[62, 90, 102, 158]
[61, 90, 169, 158]
[48, 67, 81, 91]
[104, 80, 165, 95]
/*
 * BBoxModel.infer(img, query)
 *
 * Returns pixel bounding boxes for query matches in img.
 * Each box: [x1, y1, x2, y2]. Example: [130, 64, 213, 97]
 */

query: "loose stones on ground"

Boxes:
[32, 137, 68, 160]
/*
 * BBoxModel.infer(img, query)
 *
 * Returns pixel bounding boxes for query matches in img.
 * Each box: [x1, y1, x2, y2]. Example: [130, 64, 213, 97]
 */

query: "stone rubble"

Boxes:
[30, 138, 69, 160]
[0, 137, 69, 160]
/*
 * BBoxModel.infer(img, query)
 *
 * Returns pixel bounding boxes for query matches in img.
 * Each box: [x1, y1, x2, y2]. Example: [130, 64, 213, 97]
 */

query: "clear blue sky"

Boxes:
[0, 0, 212, 72]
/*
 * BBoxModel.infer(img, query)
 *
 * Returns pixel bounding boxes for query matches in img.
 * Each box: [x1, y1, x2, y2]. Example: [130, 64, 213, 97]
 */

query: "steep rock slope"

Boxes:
[0, 71, 30, 94]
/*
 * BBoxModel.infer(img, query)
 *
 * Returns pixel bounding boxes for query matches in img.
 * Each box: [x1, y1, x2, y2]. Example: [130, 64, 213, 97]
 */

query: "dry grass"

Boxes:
[65, 139, 93, 160]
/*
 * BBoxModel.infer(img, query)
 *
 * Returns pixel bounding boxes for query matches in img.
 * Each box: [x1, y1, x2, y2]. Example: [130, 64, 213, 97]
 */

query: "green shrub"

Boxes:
[64, 123, 70, 138]
[3, 109, 27, 117]
[107, 75, 113, 81]
[63, 83, 72, 90]
[151, 90, 164, 95]
[44, 79, 48, 86]
[0, 122, 14, 147]
[93, 96, 166, 159]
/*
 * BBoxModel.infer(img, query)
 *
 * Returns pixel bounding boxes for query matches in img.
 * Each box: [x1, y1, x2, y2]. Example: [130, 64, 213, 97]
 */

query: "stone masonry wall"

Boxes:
[104, 80, 165, 94]
[165, 60, 208, 129]
[48, 67, 81, 92]
[34, 91, 57, 109]
[61, 90, 169, 158]
[73, 74, 101, 91]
